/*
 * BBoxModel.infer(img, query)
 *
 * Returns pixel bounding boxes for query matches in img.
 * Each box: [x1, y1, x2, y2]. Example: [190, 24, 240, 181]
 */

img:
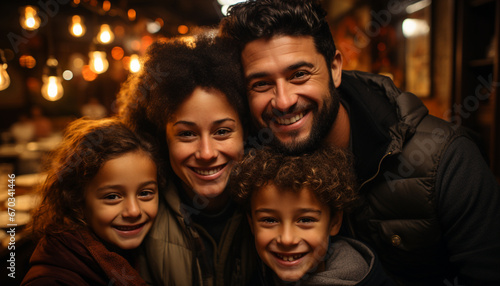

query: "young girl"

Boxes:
[21, 118, 161, 286]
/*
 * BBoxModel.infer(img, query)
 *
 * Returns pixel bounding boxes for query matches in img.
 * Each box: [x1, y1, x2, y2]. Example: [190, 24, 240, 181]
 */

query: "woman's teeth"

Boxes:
[194, 166, 223, 175]
[276, 112, 304, 125]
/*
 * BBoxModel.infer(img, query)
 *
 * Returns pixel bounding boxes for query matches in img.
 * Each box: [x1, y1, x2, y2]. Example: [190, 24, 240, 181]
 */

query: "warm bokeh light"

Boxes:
[130, 40, 141, 51]
[103, 0, 111, 12]
[69, 15, 86, 37]
[111, 46, 125, 60]
[128, 9, 136, 21]
[141, 35, 153, 51]
[114, 25, 125, 38]
[62, 70, 74, 81]
[178, 25, 189, 35]
[41, 76, 63, 101]
[129, 54, 141, 73]
[0, 64, 10, 91]
[155, 18, 164, 27]
[82, 65, 97, 81]
[19, 55, 36, 69]
[97, 24, 114, 44]
[122, 56, 130, 70]
[89, 51, 109, 74]
[20, 6, 41, 31]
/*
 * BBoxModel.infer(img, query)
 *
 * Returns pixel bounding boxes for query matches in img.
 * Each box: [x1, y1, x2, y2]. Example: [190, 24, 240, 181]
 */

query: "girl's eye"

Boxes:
[259, 217, 278, 224]
[139, 189, 156, 200]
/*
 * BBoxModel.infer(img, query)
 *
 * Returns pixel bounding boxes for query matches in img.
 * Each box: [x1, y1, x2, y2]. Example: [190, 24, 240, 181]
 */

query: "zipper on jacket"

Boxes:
[348, 151, 392, 238]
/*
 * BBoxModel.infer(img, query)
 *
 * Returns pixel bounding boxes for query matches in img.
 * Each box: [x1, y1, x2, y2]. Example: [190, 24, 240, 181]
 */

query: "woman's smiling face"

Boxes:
[165, 87, 244, 205]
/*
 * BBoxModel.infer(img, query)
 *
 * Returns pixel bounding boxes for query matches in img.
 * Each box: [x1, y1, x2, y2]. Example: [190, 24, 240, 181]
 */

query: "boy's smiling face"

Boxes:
[248, 183, 342, 282]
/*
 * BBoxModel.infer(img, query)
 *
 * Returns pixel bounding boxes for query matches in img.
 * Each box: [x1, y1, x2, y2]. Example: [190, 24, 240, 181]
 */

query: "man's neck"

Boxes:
[325, 103, 350, 149]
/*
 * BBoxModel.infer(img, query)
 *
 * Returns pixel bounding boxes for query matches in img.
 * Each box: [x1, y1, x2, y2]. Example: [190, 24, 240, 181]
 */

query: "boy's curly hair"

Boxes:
[229, 146, 358, 215]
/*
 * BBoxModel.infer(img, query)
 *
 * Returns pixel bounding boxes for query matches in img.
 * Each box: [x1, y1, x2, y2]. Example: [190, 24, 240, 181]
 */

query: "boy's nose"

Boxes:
[277, 225, 299, 246]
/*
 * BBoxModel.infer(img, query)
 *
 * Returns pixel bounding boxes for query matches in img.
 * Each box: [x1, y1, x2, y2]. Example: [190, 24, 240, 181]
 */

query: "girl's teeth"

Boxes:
[276, 253, 304, 261]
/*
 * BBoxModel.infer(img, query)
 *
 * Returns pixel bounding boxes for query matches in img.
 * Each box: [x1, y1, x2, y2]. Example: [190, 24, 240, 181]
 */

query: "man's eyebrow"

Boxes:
[245, 61, 315, 82]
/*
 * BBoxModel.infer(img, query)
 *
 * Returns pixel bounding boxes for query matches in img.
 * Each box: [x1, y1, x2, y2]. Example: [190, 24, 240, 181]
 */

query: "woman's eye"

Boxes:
[214, 128, 232, 136]
[178, 130, 195, 137]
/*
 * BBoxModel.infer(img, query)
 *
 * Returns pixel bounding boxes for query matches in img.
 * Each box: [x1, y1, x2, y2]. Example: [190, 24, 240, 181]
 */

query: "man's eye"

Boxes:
[251, 81, 272, 92]
[291, 71, 310, 82]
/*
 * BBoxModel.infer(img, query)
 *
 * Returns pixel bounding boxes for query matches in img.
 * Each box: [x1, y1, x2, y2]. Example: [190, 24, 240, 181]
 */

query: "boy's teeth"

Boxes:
[276, 112, 304, 125]
[276, 253, 304, 262]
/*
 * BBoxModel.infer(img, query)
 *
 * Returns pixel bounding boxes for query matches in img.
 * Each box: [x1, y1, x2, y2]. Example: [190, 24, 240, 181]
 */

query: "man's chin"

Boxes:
[271, 135, 318, 155]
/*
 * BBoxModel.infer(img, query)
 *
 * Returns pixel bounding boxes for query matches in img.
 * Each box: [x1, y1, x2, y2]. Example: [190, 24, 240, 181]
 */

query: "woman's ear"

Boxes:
[247, 212, 254, 234]
[329, 210, 343, 236]
[331, 50, 343, 88]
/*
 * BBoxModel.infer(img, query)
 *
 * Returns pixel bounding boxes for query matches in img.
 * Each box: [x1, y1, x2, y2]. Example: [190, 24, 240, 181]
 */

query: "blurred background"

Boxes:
[0, 0, 498, 283]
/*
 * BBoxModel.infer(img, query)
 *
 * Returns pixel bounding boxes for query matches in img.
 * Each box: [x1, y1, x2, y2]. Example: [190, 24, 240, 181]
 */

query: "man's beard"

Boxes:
[269, 81, 340, 155]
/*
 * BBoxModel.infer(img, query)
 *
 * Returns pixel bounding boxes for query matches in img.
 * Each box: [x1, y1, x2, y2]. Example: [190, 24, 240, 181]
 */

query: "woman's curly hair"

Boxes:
[28, 117, 164, 240]
[229, 146, 358, 215]
[116, 30, 249, 146]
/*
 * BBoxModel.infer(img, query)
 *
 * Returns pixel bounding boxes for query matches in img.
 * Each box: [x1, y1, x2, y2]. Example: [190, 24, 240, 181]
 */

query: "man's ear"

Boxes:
[329, 211, 343, 236]
[331, 50, 343, 88]
[247, 212, 254, 234]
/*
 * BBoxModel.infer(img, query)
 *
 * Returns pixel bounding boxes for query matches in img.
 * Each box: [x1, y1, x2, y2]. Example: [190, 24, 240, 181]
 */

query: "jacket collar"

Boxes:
[338, 70, 428, 183]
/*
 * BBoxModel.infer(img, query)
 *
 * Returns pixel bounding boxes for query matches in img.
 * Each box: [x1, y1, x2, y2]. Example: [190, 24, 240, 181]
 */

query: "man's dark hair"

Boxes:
[229, 146, 358, 215]
[219, 0, 336, 66]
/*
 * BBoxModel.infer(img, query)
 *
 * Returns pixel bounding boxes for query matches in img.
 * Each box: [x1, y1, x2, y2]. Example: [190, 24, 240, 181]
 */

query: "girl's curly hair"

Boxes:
[28, 117, 163, 240]
[229, 146, 358, 214]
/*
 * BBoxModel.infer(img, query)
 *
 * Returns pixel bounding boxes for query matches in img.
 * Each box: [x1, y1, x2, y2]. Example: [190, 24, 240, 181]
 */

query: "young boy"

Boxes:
[229, 146, 394, 285]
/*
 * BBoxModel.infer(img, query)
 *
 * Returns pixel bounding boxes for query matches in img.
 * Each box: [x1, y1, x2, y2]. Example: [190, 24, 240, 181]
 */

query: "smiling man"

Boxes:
[220, 0, 500, 285]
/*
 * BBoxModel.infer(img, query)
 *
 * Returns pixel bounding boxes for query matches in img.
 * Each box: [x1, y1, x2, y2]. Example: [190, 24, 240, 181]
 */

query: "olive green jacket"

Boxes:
[138, 181, 256, 286]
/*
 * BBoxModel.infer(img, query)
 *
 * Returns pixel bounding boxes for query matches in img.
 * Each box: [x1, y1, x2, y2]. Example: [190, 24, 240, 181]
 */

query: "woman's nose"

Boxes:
[195, 136, 217, 161]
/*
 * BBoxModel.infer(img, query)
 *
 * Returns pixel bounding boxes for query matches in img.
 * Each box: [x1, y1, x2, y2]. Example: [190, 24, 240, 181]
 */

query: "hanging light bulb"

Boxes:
[69, 15, 86, 37]
[0, 50, 10, 91]
[89, 51, 109, 74]
[129, 54, 140, 73]
[41, 58, 64, 101]
[97, 24, 114, 44]
[20, 6, 41, 31]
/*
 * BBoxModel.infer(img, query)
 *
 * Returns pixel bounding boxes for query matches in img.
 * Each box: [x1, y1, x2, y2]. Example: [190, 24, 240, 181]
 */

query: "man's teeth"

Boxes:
[194, 167, 222, 176]
[276, 112, 304, 125]
[275, 253, 304, 262]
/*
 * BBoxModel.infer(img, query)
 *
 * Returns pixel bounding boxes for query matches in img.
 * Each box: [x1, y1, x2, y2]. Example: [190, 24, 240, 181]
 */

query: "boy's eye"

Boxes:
[103, 193, 121, 201]
[297, 217, 317, 224]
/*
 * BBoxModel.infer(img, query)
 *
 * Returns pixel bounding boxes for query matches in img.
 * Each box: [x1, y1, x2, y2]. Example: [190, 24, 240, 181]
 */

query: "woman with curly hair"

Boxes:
[229, 146, 394, 285]
[21, 118, 161, 285]
[116, 31, 256, 285]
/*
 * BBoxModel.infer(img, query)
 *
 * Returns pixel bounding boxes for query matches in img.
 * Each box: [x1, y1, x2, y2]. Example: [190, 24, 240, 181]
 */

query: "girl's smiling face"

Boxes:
[165, 87, 244, 208]
[84, 151, 158, 250]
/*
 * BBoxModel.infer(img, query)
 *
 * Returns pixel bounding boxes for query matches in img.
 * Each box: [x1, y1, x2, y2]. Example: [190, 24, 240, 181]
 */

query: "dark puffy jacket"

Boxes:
[339, 70, 500, 285]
